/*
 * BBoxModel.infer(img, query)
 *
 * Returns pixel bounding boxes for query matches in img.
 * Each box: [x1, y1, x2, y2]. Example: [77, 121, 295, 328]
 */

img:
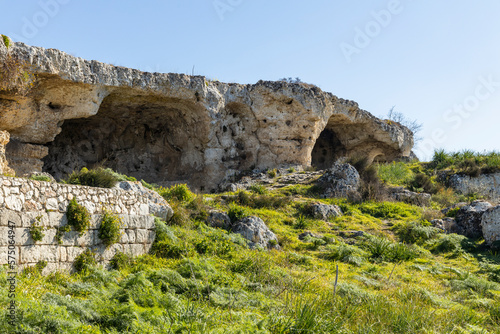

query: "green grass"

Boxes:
[4, 175, 500, 333]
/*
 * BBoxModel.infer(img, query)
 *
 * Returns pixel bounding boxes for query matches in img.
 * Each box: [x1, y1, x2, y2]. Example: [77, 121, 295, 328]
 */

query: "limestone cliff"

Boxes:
[0, 41, 413, 191]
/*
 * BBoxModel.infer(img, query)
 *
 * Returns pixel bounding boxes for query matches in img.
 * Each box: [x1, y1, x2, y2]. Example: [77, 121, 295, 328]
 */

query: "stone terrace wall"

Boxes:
[0, 176, 171, 274]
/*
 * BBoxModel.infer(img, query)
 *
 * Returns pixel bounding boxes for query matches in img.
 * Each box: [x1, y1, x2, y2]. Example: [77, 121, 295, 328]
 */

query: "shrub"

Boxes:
[194, 230, 235, 256]
[267, 168, 277, 178]
[104, 168, 137, 182]
[29, 174, 52, 182]
[55, 225, 71, 244]
[186, 195, 210, 221]
[23, 260, 47, 275]
[168, 202, 192, 227]
[431, 234, 468, 254]
[408, 173, 438, 194]
[2, 34, 11, 48]
[29, 217, 45, 243]
[73, 249, 97, 273]
[348, 155, 387, 201]
[377, 162, 414, 186]
[249, 184, 267, 194]
[160, 184, 195, 202]
[66, 198, 91, 236]
[109, 252, 133, 270]
[98, 210, 123, 248]
[394, 221, 440, 244]
[227, 205, 248, 223]
[151, 240, 185, 259]
[65, 167, 118, 188]
[323, 243, 367, 266]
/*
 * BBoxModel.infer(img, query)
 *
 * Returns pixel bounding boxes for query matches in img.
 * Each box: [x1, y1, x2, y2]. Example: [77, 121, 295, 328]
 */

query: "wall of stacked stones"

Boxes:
[0, 176, 157, 273]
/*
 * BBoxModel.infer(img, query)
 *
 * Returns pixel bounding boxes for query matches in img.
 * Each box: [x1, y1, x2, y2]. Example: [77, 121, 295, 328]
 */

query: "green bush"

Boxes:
[194, 230, 235, 257]
[29, 217, 45, 243]
[2, 34, 11, 48]
[267, 168, 277, 178]
[160, 184, 195, 202]
[66, 198, 90, 236]
[377, 162, 414, 186]
[64, 167, 118, 188]
[29, 174, 52, 182]
[408, 173, 438, 194]
[228, 205, 248, 223]
[23, 260, 47, 275]
[394, 221, 440, 244]
[151, 240, 185, 259]
[249, 184, 267, 194]
[109, 252, 133, 270]
[73, 249, 97, 273]
[98, 210, 123, 248]
[430, 234, 468, 254]
[323, 243, 367, 266]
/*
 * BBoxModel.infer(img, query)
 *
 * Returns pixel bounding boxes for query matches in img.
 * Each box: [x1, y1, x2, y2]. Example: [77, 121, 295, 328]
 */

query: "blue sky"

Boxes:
[1, 0, 500, 160]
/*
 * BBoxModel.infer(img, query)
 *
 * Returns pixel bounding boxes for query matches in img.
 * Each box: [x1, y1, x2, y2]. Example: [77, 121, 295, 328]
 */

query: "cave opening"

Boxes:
[42, 92, 210, 189]
[311, 127, 347, 170]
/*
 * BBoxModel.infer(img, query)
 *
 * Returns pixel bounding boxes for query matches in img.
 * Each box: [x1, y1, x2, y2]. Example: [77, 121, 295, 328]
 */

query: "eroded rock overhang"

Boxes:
[0, 42, 413, 191]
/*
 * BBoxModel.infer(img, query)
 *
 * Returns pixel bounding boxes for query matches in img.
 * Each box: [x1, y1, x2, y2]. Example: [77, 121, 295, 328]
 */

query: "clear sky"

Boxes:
[1, 0, 500, 161]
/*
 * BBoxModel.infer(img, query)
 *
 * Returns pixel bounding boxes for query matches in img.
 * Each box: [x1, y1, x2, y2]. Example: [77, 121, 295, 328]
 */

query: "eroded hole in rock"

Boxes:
[311, 128, 346, 169]
[43, 92, 210, 189]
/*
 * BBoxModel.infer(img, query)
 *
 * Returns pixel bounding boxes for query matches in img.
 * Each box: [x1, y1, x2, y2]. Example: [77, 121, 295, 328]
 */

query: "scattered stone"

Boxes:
[207, 211, 231, 230]
[310, 203, 343, 220]
[388, 187, 431, 206]
[232, 216, 279, 250]
[481, 205, 500, 245]
[431, 218, 459, 234]
[455, 200, 493, 238]
[298, 231, 323, 241]
[338, 230, 364, 238]
[316, 163, 360, 198]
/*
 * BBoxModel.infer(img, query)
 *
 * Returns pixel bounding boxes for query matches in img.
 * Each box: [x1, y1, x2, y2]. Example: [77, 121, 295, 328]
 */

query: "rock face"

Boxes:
[0, 41, 413, 191]
[231, 216, 279, 249]
[455, 201, 493, 238]
[316, 163, 360, 198]
[449, 173, 500, 199]
[481, 206, 500, 245]
[310, 203, 343, 220]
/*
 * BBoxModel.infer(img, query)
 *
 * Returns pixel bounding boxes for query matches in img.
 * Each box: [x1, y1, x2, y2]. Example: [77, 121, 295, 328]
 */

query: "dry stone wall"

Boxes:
[0, 176, 170, 274]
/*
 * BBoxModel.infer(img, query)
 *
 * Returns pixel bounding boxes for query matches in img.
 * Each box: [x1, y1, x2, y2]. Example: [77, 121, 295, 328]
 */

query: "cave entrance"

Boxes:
[311, 127, 347, 170]
[43, 92, 210, 189]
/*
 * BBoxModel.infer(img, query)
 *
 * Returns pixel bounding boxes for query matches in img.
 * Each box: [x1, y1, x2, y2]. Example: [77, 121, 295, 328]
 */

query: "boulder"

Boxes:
[207, 211, 231, 230]
[310, 203, 343, 220]
[389, 187, 431, 206]
[232, 216, 279, 249]
[431, 218, 459, 234]
[114, 181, 173, 221]
[316, 163, 360, 198]
[481, 206, 500, 245]
[455, 201, 493, 238]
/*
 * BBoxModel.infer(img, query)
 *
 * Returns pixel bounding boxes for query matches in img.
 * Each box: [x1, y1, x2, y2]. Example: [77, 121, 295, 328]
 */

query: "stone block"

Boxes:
[126, 229, 136, 243]
[0, 245, 20, 265]
[136, 229, 148, 244]
[123, 243, 145, 257]
[46, 212, 67, 228]
[66, 247, 85, 262]
[20, 245, 58, 263]
[95, 243, 123, 261]
[0, 209, 22, 227]
[45, 198, 59, 211]
[5, 194, 24, 211]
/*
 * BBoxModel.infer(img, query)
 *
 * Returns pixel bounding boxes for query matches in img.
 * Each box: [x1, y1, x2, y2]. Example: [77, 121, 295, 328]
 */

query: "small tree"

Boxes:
[387, 106, 423, 143]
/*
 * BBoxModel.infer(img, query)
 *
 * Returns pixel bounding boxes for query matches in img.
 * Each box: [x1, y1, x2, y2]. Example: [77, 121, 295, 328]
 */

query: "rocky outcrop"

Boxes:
[481, 206, 500, 245]
[449, 173, 500, 199]
[0, 41, 413, 191]
[455, 201, 493, 238]
[207, 210, 231, 230]
[316, 163, 360, 198]
[0, 130, 14, 175]
[231, 216, 279, 249]
[389, 187, 431, 206]
[310, 203, 343, 220]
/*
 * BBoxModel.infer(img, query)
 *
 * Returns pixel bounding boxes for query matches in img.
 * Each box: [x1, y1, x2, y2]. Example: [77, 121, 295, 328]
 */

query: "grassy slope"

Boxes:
[1, 163, 500, 333]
